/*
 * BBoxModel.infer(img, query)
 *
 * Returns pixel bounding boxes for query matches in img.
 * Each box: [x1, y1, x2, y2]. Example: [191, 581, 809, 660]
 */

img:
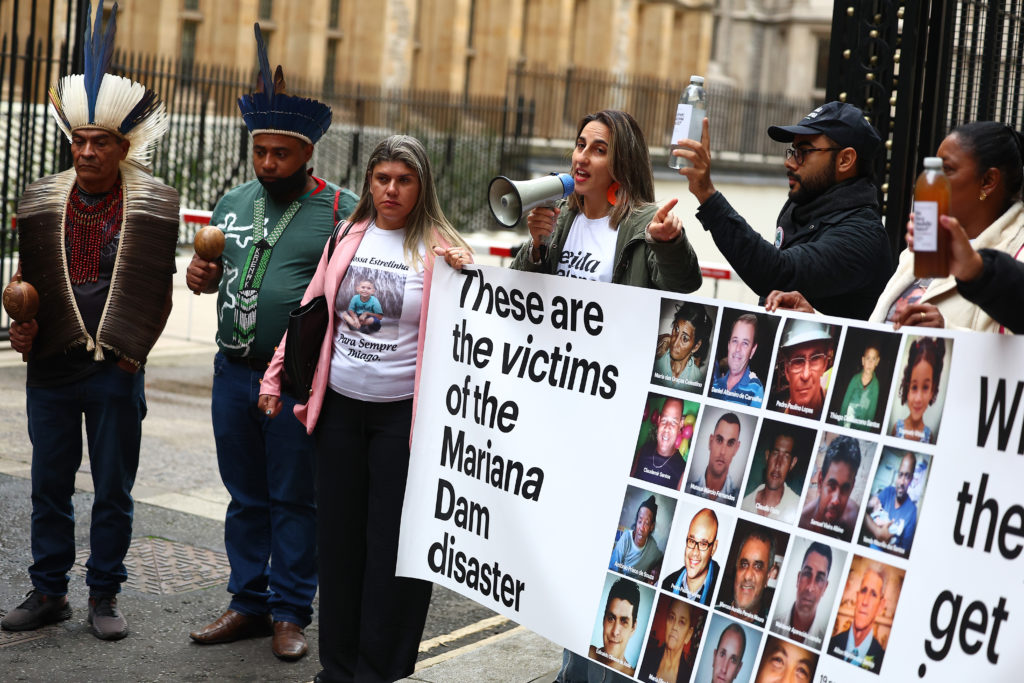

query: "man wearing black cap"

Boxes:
[673, 101, 893, 320]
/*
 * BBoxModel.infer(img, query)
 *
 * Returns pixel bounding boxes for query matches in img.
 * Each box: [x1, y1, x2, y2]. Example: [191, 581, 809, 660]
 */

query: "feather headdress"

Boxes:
[47, 2, 168, 166]
[237, 24, 332, 145]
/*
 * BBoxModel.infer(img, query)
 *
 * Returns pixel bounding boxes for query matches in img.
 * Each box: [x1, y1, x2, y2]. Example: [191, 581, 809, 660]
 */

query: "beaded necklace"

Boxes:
[231, 191, 305, 349]
[66, 179, 123, 284]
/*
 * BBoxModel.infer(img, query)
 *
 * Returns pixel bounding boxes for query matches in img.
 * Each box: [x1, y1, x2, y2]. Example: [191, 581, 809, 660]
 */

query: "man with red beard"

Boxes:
[671, 101, 891, 320]
[799, 436, 862, 542]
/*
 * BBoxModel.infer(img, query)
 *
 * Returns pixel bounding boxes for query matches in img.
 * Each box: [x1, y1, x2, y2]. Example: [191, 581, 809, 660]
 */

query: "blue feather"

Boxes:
[238, 24, 332, 143]
[253, 24, 274, 98]
[82, 1, 118, 123]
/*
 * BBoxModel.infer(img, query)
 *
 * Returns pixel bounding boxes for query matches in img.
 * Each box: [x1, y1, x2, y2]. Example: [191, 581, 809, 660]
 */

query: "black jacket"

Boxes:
[696, 177, 893, 320]
[956, 248, 1024, 333]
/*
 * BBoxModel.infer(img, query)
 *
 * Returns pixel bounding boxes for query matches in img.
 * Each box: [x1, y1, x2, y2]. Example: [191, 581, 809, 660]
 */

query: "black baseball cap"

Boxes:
[767, 101, 882, 162]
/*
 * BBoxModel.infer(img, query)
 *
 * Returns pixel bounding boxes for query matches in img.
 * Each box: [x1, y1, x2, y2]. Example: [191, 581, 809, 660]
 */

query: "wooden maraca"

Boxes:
[3, 274, 40, 362]
[193, 225, 225, 261]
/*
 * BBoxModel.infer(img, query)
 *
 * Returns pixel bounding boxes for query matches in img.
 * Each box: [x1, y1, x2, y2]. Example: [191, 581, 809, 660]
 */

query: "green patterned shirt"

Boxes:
[212, 178, 356, 359]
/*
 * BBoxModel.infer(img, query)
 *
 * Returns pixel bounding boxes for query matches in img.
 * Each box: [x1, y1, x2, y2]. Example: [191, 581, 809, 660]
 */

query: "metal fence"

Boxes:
[506, 62, 815, 160]
[828, 0, 1024, 253]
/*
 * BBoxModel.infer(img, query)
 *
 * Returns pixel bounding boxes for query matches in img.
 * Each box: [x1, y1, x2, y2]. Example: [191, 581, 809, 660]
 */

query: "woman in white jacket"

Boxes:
[868, 121, 1024, 332]
[767, 122, 1024, 333]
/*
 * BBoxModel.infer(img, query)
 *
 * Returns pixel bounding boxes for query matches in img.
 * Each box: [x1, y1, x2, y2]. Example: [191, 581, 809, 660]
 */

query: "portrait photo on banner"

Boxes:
[886, 334, 953, 446]
[707, 307, 781, 410]
[336, 264, 407, 339]
[714, 518, 791, 628]
[660, 501, 736, 607]
[683, 406, 756, 507]
[826, 555, 905, 676]
[608, 484, 677, 586]
[636, 593, 708, 683]
[797, 431, 876, 543]
[768, 536, 848, 651]
[630, 393, 701, 492]
[767, 318, 842, 422]
[694, 613, 761, 683]
[586, 572, 656, 677]
[825, 327, 901, 434]
[857, 446, 931, 558]
[739, 418, 816, 525]
[754, 634, 820, 683]
[651, 298, 720, 395]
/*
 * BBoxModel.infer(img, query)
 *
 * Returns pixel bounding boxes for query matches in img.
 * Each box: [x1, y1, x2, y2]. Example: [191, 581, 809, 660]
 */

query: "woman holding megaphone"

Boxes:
[511, 109, 701, 683]
[509, 109, 702, 292]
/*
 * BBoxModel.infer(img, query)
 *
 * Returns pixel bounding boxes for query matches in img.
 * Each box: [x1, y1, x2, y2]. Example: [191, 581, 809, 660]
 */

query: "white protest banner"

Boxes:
[398, 262, 1024, 683]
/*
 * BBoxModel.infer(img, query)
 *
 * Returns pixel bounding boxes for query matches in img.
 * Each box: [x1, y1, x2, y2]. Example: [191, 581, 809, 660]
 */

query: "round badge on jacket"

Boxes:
[774, 226, 784, 248]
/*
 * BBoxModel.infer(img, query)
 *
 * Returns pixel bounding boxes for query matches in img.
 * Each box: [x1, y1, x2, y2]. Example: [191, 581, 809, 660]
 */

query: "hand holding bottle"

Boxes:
[672, 117, 716, 204]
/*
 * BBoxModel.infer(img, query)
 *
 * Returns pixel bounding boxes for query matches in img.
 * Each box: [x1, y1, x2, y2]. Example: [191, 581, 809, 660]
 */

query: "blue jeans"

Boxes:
[27, 363, 146, 597]
[211, 352, 317, 626]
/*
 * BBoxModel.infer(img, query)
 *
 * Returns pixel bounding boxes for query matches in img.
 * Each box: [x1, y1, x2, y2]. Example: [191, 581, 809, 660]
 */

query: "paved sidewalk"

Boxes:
[0, 471, 560, 682]
[0, 255, 562, 682]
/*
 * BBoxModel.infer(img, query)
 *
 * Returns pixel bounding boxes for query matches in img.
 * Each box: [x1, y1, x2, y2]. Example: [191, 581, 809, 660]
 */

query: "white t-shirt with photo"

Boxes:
[328, 222, 425, 401]
[556, 213, 616, 282]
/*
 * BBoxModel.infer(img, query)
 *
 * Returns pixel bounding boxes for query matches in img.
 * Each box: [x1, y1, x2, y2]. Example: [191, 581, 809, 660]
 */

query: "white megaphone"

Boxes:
[487, 173, 575, 228]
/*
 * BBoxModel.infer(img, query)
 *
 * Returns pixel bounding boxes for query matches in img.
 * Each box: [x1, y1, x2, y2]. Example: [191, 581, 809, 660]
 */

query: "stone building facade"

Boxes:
[3, 0, 719, 95]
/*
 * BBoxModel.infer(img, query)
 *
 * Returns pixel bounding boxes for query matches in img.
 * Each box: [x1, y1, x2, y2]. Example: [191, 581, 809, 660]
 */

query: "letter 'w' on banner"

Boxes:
[398, 262, 1024, 681]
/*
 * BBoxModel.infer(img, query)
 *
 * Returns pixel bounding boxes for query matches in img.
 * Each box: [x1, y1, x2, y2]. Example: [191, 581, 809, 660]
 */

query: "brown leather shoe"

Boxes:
[272, 621, 308, 661]
[189, 609, 272, 644]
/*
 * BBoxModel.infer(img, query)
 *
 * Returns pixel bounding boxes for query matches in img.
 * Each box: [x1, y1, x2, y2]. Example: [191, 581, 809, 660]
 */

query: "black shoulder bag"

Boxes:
[281, 213, 353, 402]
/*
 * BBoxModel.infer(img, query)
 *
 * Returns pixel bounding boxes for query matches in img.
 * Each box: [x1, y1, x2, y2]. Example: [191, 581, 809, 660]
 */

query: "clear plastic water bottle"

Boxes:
[668, 75, 706, 169]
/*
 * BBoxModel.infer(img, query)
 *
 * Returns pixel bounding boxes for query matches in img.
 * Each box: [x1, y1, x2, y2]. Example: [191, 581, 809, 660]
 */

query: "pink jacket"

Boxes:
[261, 219, 439, 435]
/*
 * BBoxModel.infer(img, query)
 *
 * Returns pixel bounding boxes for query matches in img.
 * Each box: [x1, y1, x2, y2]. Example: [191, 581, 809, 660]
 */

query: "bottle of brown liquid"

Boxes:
[913, 156, 951, 278]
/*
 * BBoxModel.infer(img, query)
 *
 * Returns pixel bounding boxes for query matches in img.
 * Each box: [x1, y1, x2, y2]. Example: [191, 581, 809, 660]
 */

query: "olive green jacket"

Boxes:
[509, 201, 702, 293]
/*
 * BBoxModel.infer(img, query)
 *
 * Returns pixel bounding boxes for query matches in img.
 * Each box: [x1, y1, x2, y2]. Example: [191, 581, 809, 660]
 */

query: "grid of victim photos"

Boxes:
[588, 298, 953, 683]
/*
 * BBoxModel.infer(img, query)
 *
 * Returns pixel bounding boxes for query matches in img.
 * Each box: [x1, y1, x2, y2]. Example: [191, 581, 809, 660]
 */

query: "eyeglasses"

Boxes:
[785, 352, 828, 373]
[686, 536, 713, 552]
[785, 146, 842, 165]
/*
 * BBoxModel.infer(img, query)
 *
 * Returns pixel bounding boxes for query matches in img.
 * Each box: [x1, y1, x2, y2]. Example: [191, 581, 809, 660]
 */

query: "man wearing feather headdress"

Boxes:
[185, 24, 356, 662]
[0, 3, 178, 641]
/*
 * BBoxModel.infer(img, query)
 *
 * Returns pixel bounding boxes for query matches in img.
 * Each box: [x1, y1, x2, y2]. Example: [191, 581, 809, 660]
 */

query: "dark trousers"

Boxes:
[26, 363, 145, 596]
[315, 390, 432, 683]
[212, 353, 317, 625]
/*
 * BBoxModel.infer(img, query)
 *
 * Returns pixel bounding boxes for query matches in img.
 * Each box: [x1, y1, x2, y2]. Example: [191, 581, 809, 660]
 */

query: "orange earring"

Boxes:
[607, 181, 621, 206]
[980, 190, 988, 201]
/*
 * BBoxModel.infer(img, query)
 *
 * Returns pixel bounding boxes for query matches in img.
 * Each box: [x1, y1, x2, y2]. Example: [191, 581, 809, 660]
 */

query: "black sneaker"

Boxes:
[1, 590, 72, 631]
[88, 595, 128, 641]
